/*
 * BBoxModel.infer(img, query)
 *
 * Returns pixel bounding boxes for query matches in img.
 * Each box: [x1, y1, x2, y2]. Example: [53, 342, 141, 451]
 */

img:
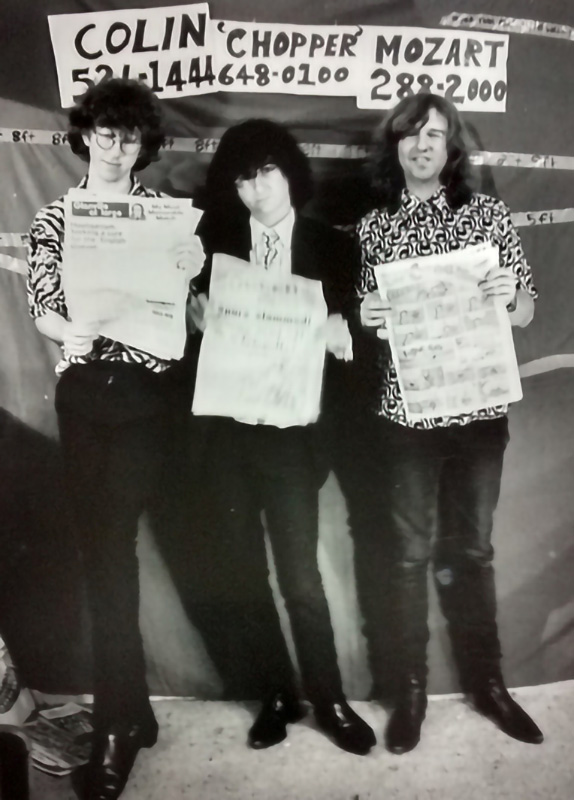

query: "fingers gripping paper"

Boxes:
[374, 243, 523, 422]
[192, 254, 328, 427]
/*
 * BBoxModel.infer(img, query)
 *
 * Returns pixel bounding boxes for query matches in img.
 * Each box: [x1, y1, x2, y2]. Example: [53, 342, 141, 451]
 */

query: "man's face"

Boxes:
[397, 107, 449, 189]
[235, 164, 292, 226]
[82, 126, 142, 185]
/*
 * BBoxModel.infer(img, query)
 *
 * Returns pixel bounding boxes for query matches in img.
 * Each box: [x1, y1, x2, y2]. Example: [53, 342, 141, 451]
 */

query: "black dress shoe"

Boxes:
[470, 678, 544, 744]
[248, 691, 304, 749]
[385, 680, 427, 755]
[314, 701, 376, 755]
[78, 720, 159, 800]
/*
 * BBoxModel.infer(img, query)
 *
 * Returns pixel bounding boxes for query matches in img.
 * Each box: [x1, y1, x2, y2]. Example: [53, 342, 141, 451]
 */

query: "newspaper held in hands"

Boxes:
[192, 253, 328, 427]
[62, 192, 204, 361]
[374, 243, 523, 422]
[24, 702, 93, 777]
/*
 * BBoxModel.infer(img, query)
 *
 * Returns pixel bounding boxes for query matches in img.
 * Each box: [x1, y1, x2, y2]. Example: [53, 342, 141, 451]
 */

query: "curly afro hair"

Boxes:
[67, 78, 165, 172]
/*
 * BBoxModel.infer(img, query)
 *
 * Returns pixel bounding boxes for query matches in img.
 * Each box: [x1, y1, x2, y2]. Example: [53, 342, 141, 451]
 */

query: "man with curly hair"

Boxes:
[27, 78, 203, 800]
[354, 93, 543, 754]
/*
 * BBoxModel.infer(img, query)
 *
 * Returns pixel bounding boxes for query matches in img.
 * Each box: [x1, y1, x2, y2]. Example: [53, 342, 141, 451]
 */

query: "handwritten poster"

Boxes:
[48, 5, 509, 111]
[192, 254, 328, 427]
[48, 3, 215, 105]
[62, 191, 203, 360]
[356, 26, 508, 112]
[374, 243, 523, 422]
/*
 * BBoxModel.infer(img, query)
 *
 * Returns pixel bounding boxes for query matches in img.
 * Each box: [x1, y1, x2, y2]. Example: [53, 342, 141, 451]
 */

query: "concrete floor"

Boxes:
[31, 680, 574, 800]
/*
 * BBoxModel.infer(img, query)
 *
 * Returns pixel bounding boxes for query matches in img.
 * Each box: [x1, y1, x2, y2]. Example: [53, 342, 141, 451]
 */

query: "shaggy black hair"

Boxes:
[204, 119, 313, 213]
[67, 78, 165, 172]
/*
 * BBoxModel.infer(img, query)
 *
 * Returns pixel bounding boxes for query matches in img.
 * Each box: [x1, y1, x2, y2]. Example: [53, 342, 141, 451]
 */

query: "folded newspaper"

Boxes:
[24, 703, 93, 777]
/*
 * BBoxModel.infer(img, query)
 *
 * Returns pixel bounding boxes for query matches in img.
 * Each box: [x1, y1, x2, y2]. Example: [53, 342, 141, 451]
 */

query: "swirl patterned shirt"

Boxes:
[27, 176, 173, 374]
[356, 187, 537, 429]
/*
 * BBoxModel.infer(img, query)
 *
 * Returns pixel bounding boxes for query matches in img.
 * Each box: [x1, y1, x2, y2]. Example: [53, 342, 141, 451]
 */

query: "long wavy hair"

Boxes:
[68, 78, 165, 172]
[203, 119, 313, 215]
[369, 93, 475, 214]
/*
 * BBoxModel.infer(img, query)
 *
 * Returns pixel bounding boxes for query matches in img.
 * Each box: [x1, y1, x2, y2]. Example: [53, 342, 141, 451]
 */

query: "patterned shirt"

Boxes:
[27, 176, 173, 374]
[356, 187, 537, 428]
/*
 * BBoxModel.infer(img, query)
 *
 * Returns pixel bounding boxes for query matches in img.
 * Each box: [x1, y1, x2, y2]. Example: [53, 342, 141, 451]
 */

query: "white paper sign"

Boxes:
[212, 20, 364, 96]
[48, 8, 508, 112]
[192, 254, 328, 427]
[356, 26, 509, 111]
[374, 243, 523, 422]
[62, 192, 203, 360]
[48, 3, 214, 107]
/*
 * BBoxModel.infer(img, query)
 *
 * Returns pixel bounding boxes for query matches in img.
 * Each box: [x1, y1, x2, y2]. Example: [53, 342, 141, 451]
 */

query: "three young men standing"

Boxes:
[27, 81, 543, 800]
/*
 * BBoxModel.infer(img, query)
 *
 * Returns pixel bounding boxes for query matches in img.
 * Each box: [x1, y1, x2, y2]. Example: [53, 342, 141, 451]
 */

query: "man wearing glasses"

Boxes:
[27, 78, 203, 800]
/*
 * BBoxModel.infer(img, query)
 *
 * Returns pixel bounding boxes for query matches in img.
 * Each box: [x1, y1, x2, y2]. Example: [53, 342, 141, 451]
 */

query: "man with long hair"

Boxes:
[27, 78, 203, 799]
[355, 93, 543, 753]
[191, 119, 375, 755]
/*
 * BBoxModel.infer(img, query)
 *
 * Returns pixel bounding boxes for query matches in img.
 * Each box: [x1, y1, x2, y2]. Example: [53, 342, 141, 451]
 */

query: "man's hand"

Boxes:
[62, 321, 99, 357]
[359, 291, 391, 339]
[323, 314, 353, 361]
[479, 267, 517, 308]
[175, 236, 205, 280]
[187, 292, 209, 333]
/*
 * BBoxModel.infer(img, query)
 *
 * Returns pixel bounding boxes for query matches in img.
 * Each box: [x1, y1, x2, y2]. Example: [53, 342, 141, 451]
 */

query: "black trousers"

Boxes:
[56, 362, 186, 731]
[201, 418, 344, 705]
[351, 414, 509, 696]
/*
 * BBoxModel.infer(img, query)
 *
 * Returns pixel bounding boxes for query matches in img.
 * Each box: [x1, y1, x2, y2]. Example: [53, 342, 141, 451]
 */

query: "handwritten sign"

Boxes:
[357, 26, 508, 111]
[48, 3, 215, 106]
[212, 20, 363, 96]
[47, 6, 509, 111]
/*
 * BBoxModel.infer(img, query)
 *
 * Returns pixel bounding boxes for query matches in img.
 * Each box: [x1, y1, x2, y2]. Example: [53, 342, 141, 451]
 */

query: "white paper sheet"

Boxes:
[374, 243, 523, 422]
[192, 253, 328, 427]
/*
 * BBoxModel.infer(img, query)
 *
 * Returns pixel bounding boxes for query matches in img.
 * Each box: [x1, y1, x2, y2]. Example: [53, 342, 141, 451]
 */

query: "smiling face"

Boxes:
[82, 126, 142, 190]
[397, 107, 449, 197]
[235, 164, 292, 227]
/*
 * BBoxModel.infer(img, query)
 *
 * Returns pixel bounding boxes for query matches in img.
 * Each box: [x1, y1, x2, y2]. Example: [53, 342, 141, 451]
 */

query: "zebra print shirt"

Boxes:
[27, 176, 173, 374]
[356, 187, 537, 429]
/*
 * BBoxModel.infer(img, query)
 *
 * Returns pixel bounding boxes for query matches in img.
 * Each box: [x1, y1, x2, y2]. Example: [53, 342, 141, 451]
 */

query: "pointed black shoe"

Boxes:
[385, 679, 427, 755]
[314, 701, 376, 756]
[75, 719, 158, 800]
[470, 678, 544, 744]
[248, 691, 304, 749]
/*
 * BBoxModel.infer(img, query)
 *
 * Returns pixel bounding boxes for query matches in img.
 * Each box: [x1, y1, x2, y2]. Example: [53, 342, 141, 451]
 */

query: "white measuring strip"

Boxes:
[0, 254, 27, 275]
[1, 206, 573, 277]
[520, 355, 574, 378]
[1, 128, 574, 169]
[441, 12, 574, 41]
[511, 208, 574, 227]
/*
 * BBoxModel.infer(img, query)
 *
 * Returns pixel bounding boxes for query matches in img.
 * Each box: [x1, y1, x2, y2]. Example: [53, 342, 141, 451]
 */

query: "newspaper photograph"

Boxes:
[192, 253, 328, 427]
[62, 191, 203, 360]
[374, 243, 523, 422]
[24, 702, 93, 776]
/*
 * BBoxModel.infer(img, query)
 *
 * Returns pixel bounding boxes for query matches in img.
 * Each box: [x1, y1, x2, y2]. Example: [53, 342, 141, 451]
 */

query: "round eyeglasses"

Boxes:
[94, 129, 141, 155]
